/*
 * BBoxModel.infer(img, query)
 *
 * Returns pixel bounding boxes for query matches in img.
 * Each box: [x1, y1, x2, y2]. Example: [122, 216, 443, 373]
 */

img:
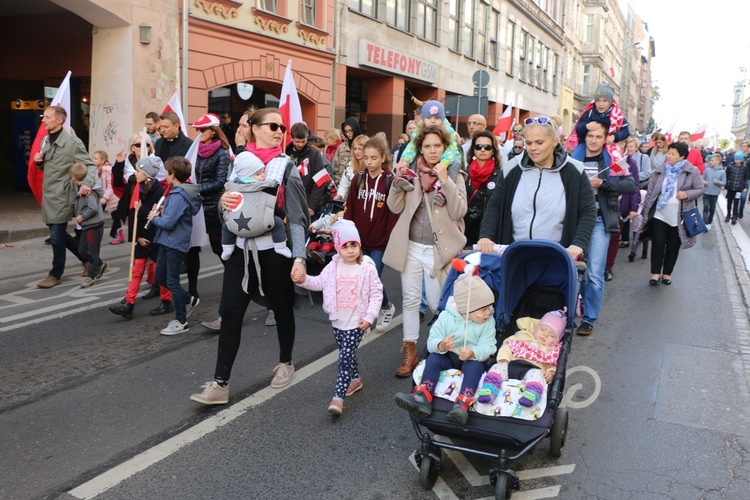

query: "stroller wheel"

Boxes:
[549, 408, 569, 458]
[494, 472, 512, 499]
[418, 455, 440, 490]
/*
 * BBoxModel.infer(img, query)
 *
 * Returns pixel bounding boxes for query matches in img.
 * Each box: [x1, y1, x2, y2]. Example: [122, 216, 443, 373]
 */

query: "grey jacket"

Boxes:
[73, 183, 105, 229]
[702, 166, 726, 196]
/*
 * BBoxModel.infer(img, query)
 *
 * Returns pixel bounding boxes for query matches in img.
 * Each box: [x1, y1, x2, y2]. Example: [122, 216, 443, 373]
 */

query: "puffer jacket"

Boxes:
[195, 146, 229, 234]
[724, 163, 748, 192]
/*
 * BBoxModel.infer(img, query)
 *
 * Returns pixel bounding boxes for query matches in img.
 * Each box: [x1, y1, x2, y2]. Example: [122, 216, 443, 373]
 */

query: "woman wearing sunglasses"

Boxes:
[477, 117, 596, 262]
[190, 108, 310, 405]
[464, 130, 503, 246]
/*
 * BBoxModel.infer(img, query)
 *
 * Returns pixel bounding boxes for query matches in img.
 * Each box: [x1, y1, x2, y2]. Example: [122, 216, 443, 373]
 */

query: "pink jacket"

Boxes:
[97, 163, 120, 213]
[299, 255, 383, 326]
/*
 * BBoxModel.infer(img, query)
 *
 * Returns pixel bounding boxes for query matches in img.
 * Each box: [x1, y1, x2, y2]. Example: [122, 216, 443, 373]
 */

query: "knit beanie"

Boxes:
[453, 274, 495, 314]
[331, 219, 361, 252]
[422, 100, 446, 121]
[593, 83, 615, 104]
[537, 308, 567, 341]
[736, 151, 745, 161]
[135, 155, 163, 179]
[232, 151, 265, 181]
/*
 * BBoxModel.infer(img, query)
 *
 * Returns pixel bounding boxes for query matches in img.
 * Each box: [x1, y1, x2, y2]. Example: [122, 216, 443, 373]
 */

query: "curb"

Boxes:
[0, 220, 114, 245]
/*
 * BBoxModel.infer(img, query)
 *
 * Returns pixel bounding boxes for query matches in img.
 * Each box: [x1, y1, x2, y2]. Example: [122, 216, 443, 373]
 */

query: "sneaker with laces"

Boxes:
[80, 276, 96, 288]
[328, 398, 344, 415]
[265, 310, 276, 326]
[201, 317, 221, 331]
[95, 261, 109, 280]
[271, 362, 294, 388]
[160, 319, 189, 335]
[346, 378, 363, 397]
[376, 303, 396, 333]
[190, 381, 229, 405]
[394, 391, 433, 417]
[186, 295, 200, 318]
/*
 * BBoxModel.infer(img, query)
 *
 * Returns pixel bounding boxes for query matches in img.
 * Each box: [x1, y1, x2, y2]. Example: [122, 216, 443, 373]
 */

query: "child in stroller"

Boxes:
[306, 198, 345, 266]
[395, 265, 497, 425]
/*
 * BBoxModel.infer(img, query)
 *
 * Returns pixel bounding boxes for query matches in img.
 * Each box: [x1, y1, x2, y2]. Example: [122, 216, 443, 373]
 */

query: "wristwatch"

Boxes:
[294, 257, 305, 264]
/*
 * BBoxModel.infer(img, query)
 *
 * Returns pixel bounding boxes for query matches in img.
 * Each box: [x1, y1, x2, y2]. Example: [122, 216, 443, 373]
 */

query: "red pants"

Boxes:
[125, 258, 172, 304]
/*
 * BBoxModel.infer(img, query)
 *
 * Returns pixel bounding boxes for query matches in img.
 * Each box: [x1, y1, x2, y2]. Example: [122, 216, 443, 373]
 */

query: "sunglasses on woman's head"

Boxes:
[524, 116, 553, 127]
[258, 122, 287, 133]
[474, 144, 494, 151]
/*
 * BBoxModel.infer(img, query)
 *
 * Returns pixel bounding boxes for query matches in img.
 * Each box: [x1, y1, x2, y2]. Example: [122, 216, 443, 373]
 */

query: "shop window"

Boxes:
[348, 0, 376, 18]
[463, 0, 475, 58]
[415, 0, 437, 42]
[386, 0, 409, 31]
[505, 20, 515, 75]
[301, 0, 315, 26]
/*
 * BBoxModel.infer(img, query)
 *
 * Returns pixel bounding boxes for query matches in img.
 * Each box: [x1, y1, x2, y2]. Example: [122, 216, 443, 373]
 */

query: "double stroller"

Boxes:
[404, 240, 585, 499]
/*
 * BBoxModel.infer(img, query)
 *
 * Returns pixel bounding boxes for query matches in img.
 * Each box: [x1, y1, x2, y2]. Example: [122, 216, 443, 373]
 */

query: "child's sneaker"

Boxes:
[80, 276, 96, 288]
[186, 296, 200, 318]
[95, 261, 109, 280]
[446, 395, 471, 425]
[160, 319, 189, 336]
[190, 381, 229, 405]
[376, 303, 396, 332]
[346, 378, 363, 397]
[393, 176, 415, 191]
[328, 398, 344, 415]
[274, 241, 292, 258]
[394, 387, 433, 417]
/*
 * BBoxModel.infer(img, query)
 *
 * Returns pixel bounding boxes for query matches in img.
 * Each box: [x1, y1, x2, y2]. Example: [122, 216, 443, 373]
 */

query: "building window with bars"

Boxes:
[519, 31, 528, 81]
[476, 2, 489, 64]
[488, 9, 499, 69]
[527, 37, 536, 85]
[386, 0, 410, 31]
[415, 0, 437, 42]
[348, 0, 376, 18]
[448, 0, 460, 52]
[463, 0, 476, 58]
[505, 20, 515, 75]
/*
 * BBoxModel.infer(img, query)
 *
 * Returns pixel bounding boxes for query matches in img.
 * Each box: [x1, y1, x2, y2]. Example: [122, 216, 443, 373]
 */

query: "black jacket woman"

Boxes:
[464, 130, 503, 246]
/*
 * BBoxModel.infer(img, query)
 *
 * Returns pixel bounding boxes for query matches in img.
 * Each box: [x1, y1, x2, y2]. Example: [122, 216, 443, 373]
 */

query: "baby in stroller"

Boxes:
[394, 270, 497, 425]
[306, 199, 345, 265]
[477, 308, 567, 409]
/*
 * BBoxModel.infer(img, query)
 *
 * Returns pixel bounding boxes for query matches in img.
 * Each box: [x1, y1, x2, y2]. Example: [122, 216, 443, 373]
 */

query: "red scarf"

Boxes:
[247, 143, 283, 165]
[468, 158, 496, 190]
[416, 155, 439, 193]
[325, 141, 341, 162]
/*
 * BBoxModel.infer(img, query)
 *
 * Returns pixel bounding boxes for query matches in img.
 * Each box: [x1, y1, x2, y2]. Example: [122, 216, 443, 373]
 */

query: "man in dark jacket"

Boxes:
[285, 122, 328, 217]
[571, 122, 636, 336]
[155, 111, 192, 163]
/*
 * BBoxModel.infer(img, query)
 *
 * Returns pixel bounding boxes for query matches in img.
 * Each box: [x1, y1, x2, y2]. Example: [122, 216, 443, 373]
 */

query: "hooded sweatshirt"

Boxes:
[343, 171, 398, 251]
[151, 183, 203, 253]
[73, 181, 105, 229]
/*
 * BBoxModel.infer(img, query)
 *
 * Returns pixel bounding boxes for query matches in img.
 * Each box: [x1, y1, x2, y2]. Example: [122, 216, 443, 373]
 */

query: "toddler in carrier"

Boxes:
[477, 309, 566, 409]
[394, 269, 497, 425]
[221, 151, 291, 260]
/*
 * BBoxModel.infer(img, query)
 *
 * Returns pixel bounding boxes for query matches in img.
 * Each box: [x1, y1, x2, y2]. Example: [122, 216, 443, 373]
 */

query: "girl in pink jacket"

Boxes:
[292, 219, 383, 416]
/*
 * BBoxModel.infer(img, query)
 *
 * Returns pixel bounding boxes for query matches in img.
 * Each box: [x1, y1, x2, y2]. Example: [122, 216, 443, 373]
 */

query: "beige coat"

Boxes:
[37, 129, 96, 224]
[384, 169, 467, 281]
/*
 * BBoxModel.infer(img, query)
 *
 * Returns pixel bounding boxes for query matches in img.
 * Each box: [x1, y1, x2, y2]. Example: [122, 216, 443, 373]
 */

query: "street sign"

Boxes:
[444, 95, 488, 118]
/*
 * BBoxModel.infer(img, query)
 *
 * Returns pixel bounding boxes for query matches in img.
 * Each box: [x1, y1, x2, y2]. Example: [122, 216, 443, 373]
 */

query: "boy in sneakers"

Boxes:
[70, 163, 108, 288]
[147, 157, 203, 335]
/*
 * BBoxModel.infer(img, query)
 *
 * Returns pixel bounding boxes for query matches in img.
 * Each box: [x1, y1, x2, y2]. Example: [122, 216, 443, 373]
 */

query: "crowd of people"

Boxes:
[34, 81, 736, 415]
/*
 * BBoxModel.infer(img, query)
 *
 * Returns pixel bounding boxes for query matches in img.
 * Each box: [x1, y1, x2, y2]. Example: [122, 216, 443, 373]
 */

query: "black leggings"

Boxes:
[726, 190, 742, 220]
[650, 218, 680, 276]
[214, 248, 295, 382]
[186, 233, 223, 297]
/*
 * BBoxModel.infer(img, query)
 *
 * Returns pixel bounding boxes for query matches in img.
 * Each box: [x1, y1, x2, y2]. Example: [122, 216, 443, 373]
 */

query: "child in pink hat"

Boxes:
[477, 308, 567, 408]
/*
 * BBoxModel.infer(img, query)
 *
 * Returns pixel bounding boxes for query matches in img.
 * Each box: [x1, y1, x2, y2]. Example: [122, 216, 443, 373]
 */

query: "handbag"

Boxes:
[680, 201, 707, 237]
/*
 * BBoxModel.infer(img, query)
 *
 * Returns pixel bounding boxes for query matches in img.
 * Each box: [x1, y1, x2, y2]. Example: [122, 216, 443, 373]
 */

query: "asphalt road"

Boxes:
[1, 221, 749, 499]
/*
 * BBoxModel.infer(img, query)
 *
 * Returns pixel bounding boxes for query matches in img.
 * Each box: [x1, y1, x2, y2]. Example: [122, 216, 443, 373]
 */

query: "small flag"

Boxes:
[129, 182, 141, 210]
[163, 91, 186, 131]
[313, 168, 331, 187]
[492, 104, 513, 137]
[279, 60, 303, 148]
[608, 157, 628, 176]
[691, 124, 707, 142]
[298, 157, 309, 177]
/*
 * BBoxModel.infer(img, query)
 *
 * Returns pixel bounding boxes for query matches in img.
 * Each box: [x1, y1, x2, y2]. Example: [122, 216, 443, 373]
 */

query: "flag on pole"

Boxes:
[298, 158, 309, 178]
[184, 135, 210, 248]
[27, 71, 72, 205]
[492, 104, 513, 137]
[312, 168, 331, 187]
[663, 119, 678, 144]
[163, 91, 186, 131]
[691, 124, 707, 142]
[279, 60, 303, 148]
[129, 181, 141, 210]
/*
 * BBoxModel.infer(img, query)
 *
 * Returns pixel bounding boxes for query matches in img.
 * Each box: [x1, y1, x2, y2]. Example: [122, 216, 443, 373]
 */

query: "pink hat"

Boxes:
[331, 219, 360, 252]
[538, 308, 567, 340]
[193, 113, 221, 129]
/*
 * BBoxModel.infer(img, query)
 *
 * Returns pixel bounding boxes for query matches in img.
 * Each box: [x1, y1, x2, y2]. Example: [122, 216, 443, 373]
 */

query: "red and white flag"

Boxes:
[163, 91, 186, 131]
[298, 158, 309, 178]
[691, 124, 707, 142]
[492, 104, 513, 137]
[664, 119, 678, 144]
[313, 168, 331, 187]
[184, 135, 210, 248]
[279, 59, 303, 148]
[27, 71, 72, 205]
[609, 66, 616, 79]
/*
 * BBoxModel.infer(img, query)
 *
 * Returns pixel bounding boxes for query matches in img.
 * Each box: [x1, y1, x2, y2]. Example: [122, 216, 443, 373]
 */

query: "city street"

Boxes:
[1, 201, 750, 499]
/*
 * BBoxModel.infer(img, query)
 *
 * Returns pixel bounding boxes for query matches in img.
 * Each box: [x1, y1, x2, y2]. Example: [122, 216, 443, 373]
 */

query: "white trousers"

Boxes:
[401, 241, 442, 342]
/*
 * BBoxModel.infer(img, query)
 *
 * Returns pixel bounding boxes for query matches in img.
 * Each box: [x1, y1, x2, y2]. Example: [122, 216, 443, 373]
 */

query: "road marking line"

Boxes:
[68, 314, 401, 499]
[513, 486, 562, 499]
[517, 464, 575, 480]
[443, 446, 489, 486]
[409, 452, 459, 500]
[0, 297, 98, 322]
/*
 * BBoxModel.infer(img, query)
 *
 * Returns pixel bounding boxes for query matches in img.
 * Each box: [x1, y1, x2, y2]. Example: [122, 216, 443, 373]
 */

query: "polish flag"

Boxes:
[691, 124, 707, 142]
[664, 119, 678, 144]
[185, 135, 210, 248]
[609, 66, 616, 79]
[27, 71, 72, 206]
[298, 157, 309, 178]
[279, 59, 303, 148]
[492, 104, 513, 137]
[313, 168, 331, 187]
[163, 91, 186, 131]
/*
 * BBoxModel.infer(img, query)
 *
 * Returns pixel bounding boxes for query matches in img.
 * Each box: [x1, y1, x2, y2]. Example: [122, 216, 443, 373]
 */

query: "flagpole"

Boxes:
[128, 208, 138, 282]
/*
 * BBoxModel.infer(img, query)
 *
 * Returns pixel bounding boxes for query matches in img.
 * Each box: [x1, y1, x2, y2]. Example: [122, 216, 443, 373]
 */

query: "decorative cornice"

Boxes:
[195, 0, 241, 19]
[252, 7, 292, 35]
[508, 0, 564, 44]
[296, 22, 327, 47]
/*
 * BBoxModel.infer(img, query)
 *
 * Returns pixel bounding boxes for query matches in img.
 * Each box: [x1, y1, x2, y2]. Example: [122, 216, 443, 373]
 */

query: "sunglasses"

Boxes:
[524, 116, 554, 127]
[474, 144, 494, 151]
[512, 128, 523, 133]
[258, 122, 287, 133]
[513, 146, 524, 150]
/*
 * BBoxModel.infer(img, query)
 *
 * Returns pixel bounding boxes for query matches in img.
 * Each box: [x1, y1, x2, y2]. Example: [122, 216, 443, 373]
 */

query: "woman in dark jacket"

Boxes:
[724, 153, 748, 224]
[464, 130, 503, 246]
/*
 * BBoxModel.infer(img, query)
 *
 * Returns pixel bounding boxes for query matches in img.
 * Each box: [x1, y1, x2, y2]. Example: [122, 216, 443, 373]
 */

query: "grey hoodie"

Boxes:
[73, 182, 105, 229]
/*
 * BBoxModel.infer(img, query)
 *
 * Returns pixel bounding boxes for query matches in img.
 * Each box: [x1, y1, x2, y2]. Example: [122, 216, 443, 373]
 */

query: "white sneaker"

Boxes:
[186, 296, 200, 318]
[376, 303, 396, 332]
[201, 317, 221, 331]
[706, 224, 712, 230]
[271, 362, 294, 388]
[161, 319, 189, 335]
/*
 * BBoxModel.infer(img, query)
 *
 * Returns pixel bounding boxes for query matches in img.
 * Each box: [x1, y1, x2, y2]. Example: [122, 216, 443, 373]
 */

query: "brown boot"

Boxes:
[80, 262, 89, 277]
[395, 341, 418, 378]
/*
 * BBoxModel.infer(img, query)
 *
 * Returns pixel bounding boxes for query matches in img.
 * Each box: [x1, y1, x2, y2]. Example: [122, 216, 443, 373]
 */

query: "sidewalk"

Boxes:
[0, 188, 53, 243]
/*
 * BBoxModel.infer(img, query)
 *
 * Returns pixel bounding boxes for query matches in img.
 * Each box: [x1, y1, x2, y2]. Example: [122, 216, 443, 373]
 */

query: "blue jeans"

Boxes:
[48, 223, 83, 279]
[581, 217, 610, 326]
[156, 247, 189, 323]
[364, 249, 389, 308]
